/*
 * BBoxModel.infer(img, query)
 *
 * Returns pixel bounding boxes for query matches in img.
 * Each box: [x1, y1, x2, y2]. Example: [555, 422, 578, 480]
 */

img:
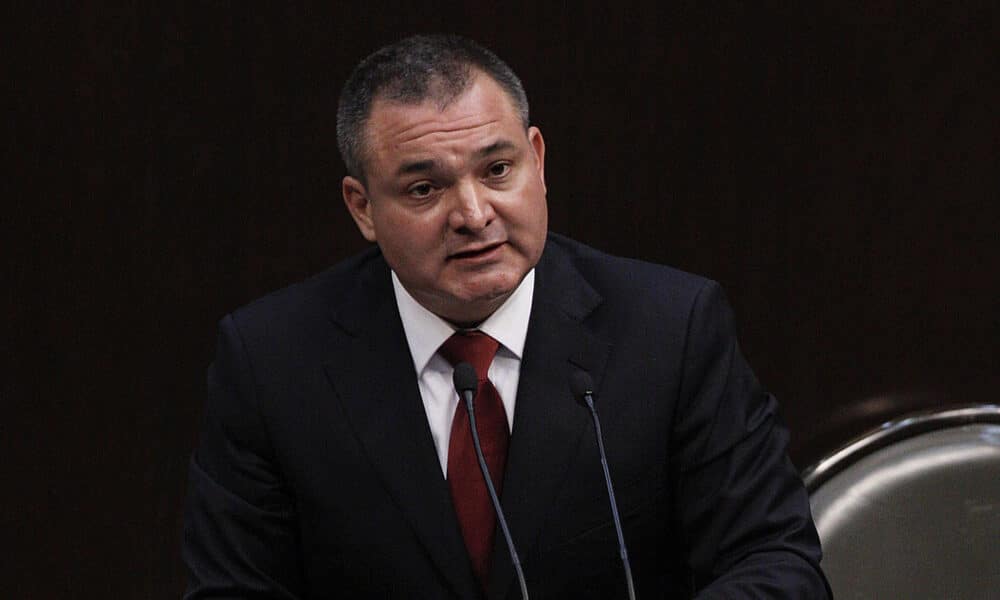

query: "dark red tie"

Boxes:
[438, 331, 509, 589]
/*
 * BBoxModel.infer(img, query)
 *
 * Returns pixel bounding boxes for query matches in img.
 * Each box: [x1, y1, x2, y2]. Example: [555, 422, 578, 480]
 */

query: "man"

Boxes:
[183, 34, 829, 598]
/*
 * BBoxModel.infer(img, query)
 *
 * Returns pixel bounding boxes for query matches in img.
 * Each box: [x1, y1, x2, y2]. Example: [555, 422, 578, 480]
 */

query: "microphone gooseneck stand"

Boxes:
[453, 362, 529, 600]
[571, 370, 637, 600]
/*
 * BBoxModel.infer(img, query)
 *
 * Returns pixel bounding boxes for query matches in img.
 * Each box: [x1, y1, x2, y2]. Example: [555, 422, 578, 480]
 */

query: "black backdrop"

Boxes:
[7, 3, 999, 597]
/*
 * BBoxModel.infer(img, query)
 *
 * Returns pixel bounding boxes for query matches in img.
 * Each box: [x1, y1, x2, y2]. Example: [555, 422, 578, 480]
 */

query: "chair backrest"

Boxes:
[803, 405, 1000, 599]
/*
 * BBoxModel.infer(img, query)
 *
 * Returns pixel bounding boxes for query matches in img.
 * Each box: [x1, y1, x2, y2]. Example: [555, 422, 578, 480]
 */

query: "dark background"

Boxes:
[6, 3, 998, 597]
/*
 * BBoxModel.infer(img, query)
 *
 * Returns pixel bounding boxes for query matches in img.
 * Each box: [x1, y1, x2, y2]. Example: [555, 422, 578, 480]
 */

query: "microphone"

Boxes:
[452, 363, 529, 600]
[570, 371, 636, 600]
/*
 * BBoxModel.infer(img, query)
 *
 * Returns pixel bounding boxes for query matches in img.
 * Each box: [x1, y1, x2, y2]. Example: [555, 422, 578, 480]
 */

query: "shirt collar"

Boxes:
[392, 269, 535, 376]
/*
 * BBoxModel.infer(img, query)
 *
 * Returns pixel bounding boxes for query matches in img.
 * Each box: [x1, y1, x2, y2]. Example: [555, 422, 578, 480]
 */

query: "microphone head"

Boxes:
[452, 362, 479, 395]
[569, 370, 595, 399]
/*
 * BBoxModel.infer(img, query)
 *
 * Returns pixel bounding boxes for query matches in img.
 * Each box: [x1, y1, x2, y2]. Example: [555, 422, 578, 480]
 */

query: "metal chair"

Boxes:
[803, 405, 1000, 599]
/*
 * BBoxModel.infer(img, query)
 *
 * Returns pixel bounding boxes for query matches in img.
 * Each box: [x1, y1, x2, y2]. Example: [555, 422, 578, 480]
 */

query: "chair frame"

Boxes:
[802, 404, 1000, 493]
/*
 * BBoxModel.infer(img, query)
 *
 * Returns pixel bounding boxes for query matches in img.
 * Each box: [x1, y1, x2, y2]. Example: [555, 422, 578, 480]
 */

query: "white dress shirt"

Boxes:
[391, 269, 535, 477]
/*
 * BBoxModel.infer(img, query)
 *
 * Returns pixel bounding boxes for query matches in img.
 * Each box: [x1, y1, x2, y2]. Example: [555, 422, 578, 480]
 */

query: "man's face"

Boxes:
[342, 73, 548, 325]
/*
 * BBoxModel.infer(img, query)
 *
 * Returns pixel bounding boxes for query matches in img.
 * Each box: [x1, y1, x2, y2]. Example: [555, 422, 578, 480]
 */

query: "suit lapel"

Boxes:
[322, 257, 481, 599]
[487, 243, 612, 600]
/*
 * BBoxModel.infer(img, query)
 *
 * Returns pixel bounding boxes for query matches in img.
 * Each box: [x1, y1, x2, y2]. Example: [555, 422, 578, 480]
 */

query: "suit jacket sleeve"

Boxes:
[182, 313, 304, 599]
[670, 281, 831, 599]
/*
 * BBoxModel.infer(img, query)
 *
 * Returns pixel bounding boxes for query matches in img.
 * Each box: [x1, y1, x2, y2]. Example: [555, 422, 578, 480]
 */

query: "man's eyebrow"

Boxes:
[396, 159, 436, 177]
[394, 140, 517, 177]
[476, 139, 516, 158]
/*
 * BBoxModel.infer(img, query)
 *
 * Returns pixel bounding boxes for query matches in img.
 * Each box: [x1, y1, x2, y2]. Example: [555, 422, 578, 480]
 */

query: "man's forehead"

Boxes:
[364, 76, 523, 171]
[369, 103, 499, 143]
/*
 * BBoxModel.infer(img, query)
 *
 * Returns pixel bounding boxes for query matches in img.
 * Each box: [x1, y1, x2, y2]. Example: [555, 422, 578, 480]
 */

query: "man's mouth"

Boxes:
[449, 242, 504, 260]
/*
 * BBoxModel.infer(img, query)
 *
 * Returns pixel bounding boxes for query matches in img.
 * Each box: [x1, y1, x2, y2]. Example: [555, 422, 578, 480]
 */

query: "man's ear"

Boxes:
[528, 126, 546, 194]
[342, 175, 377, 242]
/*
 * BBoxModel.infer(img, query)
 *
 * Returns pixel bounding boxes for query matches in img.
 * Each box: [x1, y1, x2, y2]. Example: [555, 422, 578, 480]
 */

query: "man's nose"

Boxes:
[449, 180, 494, 231]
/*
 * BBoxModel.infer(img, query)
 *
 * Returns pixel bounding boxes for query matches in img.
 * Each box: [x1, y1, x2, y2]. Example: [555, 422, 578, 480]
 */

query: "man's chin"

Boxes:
[437, 284, 518, 326]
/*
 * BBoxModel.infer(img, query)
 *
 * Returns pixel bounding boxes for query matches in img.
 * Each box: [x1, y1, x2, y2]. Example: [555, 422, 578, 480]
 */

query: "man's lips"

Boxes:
[448, 241, 505, 260]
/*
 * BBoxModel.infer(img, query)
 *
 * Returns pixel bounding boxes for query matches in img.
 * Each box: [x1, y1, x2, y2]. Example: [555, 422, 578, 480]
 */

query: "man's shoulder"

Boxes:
[225, 245, 386, 335]
[543, 232, 715, 304]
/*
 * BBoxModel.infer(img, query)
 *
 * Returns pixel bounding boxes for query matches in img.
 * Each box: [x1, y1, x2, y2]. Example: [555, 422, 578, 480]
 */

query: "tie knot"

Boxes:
[438, 331, 500, 381]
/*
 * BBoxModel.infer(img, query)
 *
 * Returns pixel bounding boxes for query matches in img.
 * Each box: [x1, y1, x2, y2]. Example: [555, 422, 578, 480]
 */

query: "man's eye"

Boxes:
[488, 162, 511, 178]
[408, 183, 434, 198]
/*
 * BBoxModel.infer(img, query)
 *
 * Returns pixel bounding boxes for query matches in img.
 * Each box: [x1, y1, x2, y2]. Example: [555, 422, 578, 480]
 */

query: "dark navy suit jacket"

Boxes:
[183, 233, 829, 598]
